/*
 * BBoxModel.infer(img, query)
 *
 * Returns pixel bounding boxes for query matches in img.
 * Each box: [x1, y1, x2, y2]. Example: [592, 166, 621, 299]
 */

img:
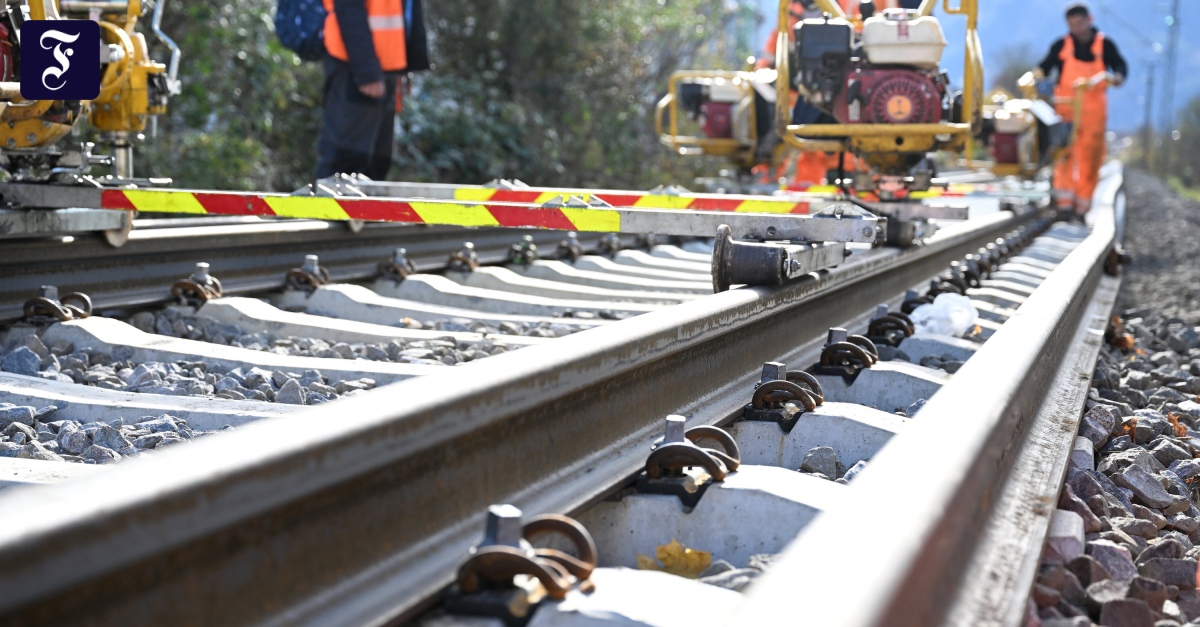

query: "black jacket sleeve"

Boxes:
[1103, 38, 1128, 79]
[405, 0, 430, 73]
[333, 0, 383, 85]
[1039, 38, 1066, 78]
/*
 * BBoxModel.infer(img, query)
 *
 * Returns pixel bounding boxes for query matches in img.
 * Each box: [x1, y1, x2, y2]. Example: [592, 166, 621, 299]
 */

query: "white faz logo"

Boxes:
[39, 30, 80, 91]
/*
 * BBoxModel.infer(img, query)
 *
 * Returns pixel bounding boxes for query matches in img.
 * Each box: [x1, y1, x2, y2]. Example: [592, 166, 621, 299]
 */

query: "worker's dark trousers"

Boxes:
[315, 57, 397, 181]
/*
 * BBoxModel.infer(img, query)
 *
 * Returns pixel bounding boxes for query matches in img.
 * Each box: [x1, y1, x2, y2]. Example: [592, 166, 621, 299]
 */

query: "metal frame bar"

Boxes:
[327, 178, 816, 213]
[0, 183, 879, 243]
[316, 179, 976, 220]
[654, 70, 759, 164]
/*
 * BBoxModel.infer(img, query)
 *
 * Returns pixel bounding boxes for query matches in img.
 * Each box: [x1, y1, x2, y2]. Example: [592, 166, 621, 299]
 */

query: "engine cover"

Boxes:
[834, 68, 943, 125]
[0, 25, 11, 83]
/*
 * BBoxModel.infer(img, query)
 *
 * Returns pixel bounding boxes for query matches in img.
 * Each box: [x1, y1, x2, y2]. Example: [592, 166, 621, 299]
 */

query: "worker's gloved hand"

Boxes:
[1111, 73, 1125, 87]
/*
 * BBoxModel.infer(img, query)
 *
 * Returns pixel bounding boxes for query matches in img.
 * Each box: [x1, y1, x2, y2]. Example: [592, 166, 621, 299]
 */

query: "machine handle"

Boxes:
[151, 0, 182, 95]
[654, 92, 673, 139]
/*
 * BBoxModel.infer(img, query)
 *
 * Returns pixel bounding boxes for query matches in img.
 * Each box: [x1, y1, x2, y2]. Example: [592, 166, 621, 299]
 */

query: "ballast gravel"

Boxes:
[123, 307, 556, 367]
[0, 330, 377, 406]
[1117, 170, 1200, 324]
[1028, 173, 1200, 627]
[0, 403, 222, 465]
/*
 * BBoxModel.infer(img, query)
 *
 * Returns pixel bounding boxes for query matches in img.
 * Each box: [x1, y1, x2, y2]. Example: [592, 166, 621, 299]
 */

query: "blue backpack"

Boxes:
[275, 0, 327, 62]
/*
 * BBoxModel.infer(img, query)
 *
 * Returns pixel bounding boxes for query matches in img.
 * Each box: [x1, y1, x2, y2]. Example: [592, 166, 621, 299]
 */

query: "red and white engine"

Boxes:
[790, 9, 958, 128]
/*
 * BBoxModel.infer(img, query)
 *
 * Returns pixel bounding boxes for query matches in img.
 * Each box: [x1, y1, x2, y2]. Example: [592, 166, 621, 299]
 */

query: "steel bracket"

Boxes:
[740, 404, 804, 434]
[634, 469, 716, 510]
[712, 224, 851, 292]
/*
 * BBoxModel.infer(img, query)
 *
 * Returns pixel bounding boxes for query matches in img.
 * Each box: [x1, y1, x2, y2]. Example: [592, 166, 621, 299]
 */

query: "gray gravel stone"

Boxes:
[242, 367, 274, 389]
[1136, 538, 1184, 566]
[1112, 517, 1160, 540]
[275, 378, 306, 405]
[1088, 539, 1138, 582]
[1102, 435, 1137, 454]
[1150, 438, 1192, 465]
[81, 444, 121, 464]
[799, 446, 838, 479]
[1132, 504, 1168, 530]
[1068, 468, 1135, 515]
[298, 370, 324, 387]
[1, 347, 41, 376]
[2, 422, 35, 441]
[1128, 371, 1154, 390]
[136, 415, 179, 433]
[1098, 598, 1154, 627]
[1060, 485, 1104, 533]
[1067, 554, 1113, 587]
[1085, 577, 1130, 614]
[18, 335, 48, 360]
[1166, 515, 1200, 535]
[1112, 465, 1176, 510]
[17, 441, 62, 462]
[1138, 558, 1199, 589]
[56, 427, 90, 454]
[92, 425, 132, 451]
[1099, 448, 1165, 476]
[0, 404, 36, 429]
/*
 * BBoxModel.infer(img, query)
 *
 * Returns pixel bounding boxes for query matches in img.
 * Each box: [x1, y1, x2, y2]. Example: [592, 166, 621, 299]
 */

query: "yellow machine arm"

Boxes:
[0, 0, 179, 181]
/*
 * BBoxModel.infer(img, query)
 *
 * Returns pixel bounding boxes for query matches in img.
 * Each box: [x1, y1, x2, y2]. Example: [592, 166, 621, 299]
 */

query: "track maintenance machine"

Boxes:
[0, 0, 179, 245]
[658, 0, 1065, 244]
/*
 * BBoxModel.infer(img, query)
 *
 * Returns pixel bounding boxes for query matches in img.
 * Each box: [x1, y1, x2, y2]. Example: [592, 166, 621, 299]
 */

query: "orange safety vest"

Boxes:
[1054, 31, 1107, 122]
[323, 0, 408, 72]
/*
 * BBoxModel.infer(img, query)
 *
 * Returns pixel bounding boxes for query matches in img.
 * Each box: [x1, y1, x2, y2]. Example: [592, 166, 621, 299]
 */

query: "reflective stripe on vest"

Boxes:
[1054, 32, 1106, 122]
[323, 0, 408, 72]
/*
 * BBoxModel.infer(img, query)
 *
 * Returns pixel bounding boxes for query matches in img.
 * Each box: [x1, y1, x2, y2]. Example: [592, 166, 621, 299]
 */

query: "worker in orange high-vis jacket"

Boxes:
[316, 0, 429, 180]
[1038, 3, 1126, 217]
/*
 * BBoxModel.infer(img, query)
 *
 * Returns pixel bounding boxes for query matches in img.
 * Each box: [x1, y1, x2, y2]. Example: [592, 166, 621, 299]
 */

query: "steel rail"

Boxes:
[0, 205, 1036, 626]
[734, 165, 1125, 626]
[0, 224, 627, 322]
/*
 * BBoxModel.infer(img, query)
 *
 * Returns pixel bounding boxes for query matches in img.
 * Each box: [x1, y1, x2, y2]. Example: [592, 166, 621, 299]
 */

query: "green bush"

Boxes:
[134, 0, 735, 192]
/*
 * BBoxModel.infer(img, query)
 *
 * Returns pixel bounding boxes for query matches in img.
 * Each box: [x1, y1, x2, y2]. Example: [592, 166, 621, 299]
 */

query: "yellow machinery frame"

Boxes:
[655, 70, 765, 170]
[774, 0, 984, 173]
[1, 0, 175, 178]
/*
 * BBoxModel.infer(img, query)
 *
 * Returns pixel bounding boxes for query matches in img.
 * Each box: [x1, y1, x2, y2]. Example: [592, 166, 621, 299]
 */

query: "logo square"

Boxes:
[20, 20, 100, 101]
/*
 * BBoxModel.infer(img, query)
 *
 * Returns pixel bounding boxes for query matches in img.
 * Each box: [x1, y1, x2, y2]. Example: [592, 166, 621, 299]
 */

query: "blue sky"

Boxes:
[748, 0, 1199, 132]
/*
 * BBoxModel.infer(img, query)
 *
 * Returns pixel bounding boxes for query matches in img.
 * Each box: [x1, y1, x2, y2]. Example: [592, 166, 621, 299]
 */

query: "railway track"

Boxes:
[0, 166, 1128, 626]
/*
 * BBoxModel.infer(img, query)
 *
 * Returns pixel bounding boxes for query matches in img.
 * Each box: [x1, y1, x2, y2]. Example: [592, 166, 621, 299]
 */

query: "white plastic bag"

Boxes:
[909, 293, 978, 337]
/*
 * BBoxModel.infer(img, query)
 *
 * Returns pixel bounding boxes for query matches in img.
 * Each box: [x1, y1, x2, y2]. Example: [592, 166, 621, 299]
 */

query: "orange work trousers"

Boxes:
[1054, 114, 1106, 214]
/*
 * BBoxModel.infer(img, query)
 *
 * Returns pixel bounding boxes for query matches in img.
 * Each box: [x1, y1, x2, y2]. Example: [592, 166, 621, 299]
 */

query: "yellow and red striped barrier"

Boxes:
[93, 187, 881, 243]
[100, 189, 625, 232]
[448, 188, 814, 215]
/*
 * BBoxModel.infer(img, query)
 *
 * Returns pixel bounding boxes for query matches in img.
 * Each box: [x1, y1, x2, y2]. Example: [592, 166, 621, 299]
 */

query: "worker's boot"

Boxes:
[1053, 189, 1076, 222]
[1073, 198, 1091, 222]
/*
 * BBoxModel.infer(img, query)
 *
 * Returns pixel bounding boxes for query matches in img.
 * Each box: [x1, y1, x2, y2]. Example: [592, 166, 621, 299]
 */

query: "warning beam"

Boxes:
[0, 183, 880, 244]
[334, 179, 818, 214]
